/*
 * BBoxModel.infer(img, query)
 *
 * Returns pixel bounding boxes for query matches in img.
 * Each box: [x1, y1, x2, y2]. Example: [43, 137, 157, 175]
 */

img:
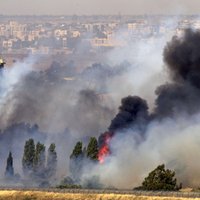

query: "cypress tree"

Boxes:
[47, 143, 57, 178]
[70, 141, 83, 158]
[86, 137, 99, 161]
[34, 142, 46, 175]
[5, 152, 14, 178]
[22, 138, 35, 175]
[70, 141, 83, 180]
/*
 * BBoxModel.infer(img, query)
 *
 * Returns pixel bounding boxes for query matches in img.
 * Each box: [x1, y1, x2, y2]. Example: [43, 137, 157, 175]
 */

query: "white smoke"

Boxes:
[0, 56, 36, 128]
[81, 113, 200, 189]
[104, 31, 172, 111]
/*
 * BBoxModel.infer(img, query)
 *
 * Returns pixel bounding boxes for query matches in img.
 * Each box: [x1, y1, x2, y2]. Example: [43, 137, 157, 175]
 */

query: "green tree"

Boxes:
[86, 137, 99, 161]
[70, 141, 83, 158]
[5, 152, 14, 178]
[34, 142, 46, 174]
[46, 143, 57, 178]
[142, 164, 177, 191]
[22, 138, 35, 176]
[70, 141, 83, 181]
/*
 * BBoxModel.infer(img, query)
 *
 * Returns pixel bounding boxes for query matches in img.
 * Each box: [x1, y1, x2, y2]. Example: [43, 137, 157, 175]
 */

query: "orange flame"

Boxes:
[98, 144, 110, 164]
[98, 132, 113, 164]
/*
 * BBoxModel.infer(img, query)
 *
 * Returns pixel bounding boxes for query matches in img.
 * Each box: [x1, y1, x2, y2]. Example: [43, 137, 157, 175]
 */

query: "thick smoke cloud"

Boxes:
[109, 96, 149, 132]
[84, 28, 200, 189]
[3, 25, 200, 189]
[154, 83, 200, 117]
[0, 26, 169, 186]
[164, 29, 200, 87]
[0, 62, 117, 134]
[155, 29, 200, 117]
[86, 114, 200, 189]
[0, 54, 131, 180]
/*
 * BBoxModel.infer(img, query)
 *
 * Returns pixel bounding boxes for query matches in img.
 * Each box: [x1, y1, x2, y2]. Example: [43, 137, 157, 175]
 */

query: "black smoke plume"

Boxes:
[155, 28, 200, 117]
[154, 83, 200, 117]
[99, 28, 200, 157]
[164, 29, 200, 88]
[98, 96, 149, 153]
[83, 28, 200, 189]
[109, 96, 149, 132]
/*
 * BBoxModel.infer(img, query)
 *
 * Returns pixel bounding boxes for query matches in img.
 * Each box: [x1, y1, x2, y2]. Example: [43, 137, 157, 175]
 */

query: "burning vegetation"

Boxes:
[101, 28, 200, 162]
[1, 28, 200, 189]
[68, 28, 200, 189]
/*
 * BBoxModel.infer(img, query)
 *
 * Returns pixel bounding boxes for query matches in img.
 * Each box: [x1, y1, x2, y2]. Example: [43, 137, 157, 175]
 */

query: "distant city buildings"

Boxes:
[0, 15, 199, 55]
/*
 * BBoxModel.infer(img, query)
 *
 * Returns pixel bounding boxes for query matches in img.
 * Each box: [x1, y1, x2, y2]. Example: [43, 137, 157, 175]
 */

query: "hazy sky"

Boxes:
[1, 0, 200, 15]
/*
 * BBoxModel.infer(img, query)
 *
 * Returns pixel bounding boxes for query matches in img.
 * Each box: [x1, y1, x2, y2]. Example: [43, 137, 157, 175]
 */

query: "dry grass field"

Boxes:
[0, 191, 199, 200]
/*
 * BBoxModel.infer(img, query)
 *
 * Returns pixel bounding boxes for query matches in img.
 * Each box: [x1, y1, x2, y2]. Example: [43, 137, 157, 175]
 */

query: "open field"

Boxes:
[0, 190, 200, 200]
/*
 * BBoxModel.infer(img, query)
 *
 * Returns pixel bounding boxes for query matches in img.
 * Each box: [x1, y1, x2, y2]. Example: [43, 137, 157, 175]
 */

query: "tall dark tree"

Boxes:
[70, 141, 83, 181]
[5, 152, 14, 178]
[22, 138, 35, 176]
[86, 137, 99, 161]
[34, 142, 46, 175]
[46, 143, 57, 178]
[142, 164, 177, 191]
[70, 141, 83, 158]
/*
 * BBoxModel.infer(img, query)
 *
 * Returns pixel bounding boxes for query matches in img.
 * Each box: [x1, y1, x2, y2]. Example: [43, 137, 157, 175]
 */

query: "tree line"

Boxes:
[5, 138, 57, 186]
[4, 136, 181, 190]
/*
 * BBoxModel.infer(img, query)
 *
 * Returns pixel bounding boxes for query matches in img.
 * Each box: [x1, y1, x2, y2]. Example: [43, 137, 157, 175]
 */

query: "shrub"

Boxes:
[141, 164, 178, 191]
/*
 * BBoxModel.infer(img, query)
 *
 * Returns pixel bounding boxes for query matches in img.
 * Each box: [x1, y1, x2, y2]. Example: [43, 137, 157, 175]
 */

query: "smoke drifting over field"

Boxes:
[1, 27, 200, 189]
